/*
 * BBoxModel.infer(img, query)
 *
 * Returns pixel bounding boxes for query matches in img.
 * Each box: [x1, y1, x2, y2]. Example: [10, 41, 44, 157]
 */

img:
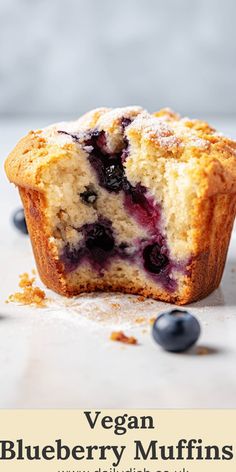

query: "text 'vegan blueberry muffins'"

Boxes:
[5, 107, 236, 304]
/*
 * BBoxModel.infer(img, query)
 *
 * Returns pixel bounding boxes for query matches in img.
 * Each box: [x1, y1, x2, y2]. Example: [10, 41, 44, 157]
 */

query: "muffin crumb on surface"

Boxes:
[110, 331, 138, 345]
[7, 272, 47, 307]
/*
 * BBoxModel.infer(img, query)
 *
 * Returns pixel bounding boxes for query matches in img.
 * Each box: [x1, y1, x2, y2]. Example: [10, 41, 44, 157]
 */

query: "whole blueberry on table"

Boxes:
[152, 310, 200, 352]
[12, 208, 28, 235]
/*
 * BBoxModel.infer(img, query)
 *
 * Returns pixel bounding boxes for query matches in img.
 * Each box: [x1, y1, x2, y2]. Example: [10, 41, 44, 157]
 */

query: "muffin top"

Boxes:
[5, 106, 236, 194]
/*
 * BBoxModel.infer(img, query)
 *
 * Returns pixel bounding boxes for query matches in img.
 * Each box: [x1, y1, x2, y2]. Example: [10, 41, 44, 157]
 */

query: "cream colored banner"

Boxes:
[0, 410, 235, 471]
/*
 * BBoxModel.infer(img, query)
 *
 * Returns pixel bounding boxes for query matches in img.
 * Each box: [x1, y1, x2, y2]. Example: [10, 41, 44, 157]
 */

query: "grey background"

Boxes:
[0, 0, 236, 119]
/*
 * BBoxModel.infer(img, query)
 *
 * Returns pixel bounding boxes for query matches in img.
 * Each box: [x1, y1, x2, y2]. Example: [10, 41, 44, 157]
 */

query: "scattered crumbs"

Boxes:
[135, 316, 146, 324]
[32, 268, 37, 275]
[142, 329, 147, 334]
[231, 268, 235, 273]
[18, 272, 34, 289]
[7, 272, 47, 307]
[111, 303, 121, 310]
[196, 346, 210, 356]
[149, 317, 156, 325]
[110, 331, 138, 345]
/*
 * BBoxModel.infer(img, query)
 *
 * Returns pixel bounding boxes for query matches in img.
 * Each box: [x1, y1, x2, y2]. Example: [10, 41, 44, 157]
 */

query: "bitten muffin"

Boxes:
[5, 107, 236, 304]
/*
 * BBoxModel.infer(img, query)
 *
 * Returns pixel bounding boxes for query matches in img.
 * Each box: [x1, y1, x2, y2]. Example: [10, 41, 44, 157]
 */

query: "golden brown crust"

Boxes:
[180, 193, 236, 304]
[5, 131, 77, 191]
[5, 132, 47, 189]
[19, 187, 68, 296]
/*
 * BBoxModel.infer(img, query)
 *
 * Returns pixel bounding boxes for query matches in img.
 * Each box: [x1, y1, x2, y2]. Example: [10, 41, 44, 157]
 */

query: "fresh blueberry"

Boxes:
[80, 185, 98, 204]
[143, 243, 168, 274]
[152, 310, 201, 352]
[12, 208, 28, 235]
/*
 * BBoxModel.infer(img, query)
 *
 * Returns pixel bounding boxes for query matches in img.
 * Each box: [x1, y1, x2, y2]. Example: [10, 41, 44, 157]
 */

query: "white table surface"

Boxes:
[0, 117, 236, 409]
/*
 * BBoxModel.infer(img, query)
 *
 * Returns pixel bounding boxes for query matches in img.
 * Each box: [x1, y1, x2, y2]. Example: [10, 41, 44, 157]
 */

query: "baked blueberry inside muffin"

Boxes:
[5, 106, 236, 304]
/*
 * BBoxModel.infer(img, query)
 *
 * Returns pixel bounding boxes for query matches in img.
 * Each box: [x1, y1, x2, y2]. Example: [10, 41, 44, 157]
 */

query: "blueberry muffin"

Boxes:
[5, 107, 236, 304]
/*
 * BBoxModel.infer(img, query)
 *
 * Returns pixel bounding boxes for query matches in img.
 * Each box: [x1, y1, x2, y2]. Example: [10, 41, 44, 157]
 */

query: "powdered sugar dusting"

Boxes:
[40, 106, 236, 158]
[96, 106, 144, 130]
[188, 135, 210, 149]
